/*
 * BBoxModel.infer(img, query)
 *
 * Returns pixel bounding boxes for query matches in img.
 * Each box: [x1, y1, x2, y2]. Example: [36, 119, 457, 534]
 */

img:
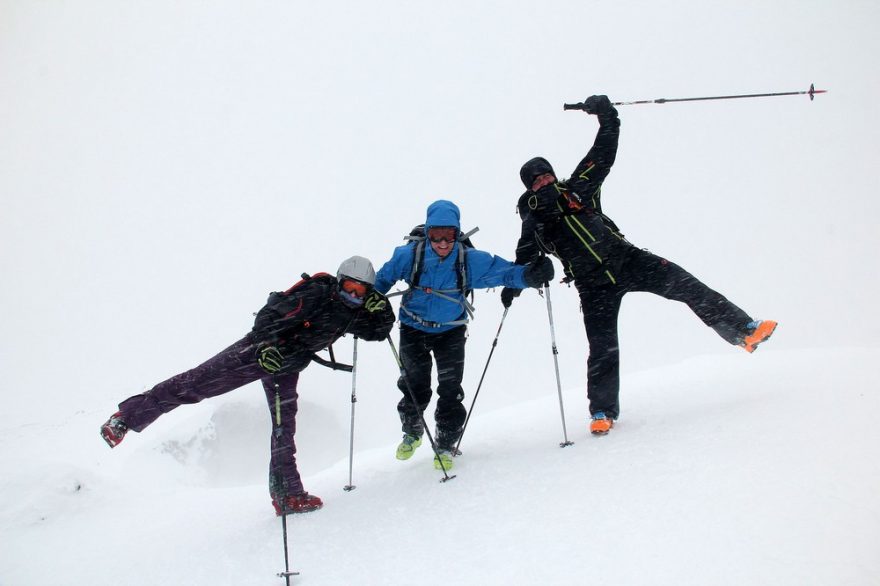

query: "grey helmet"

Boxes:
[336, 255, 376, 286]
[336, 256, 376, 308]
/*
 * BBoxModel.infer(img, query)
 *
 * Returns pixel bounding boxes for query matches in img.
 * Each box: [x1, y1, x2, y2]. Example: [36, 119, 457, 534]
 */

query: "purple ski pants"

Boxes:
[117, 334, 306, 495]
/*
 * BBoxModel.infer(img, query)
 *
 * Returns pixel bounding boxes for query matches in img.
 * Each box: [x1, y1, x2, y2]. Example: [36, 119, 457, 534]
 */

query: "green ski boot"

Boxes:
[433, 449, 454, 471]
[395, 434, 422, 460]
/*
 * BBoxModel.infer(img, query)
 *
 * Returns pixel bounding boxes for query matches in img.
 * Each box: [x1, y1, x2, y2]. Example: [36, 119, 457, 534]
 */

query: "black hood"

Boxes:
[519, 157, 555, 189]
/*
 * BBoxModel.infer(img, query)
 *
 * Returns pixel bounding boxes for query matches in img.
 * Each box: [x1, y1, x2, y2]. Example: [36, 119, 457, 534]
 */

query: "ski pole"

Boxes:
[564, 83, 827, 110]
[273, 377, 300, 584]
[276, 511, 300, 584]
[542, 283, 574, 447]
[387, 338, 456, 482]
[455, 307, 509, 455]
[344, 337, 358, 491]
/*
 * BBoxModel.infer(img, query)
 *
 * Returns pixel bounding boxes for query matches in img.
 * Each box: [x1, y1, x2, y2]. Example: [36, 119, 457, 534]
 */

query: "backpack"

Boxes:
[257, 272, 335, 325]
[253, 272, 353, 372]
[392, 224, 479, 328]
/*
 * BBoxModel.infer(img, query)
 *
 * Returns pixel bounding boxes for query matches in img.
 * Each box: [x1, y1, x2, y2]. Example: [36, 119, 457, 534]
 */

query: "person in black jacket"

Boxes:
[503, 95, 777, 436]
[100, 256, 395, 515]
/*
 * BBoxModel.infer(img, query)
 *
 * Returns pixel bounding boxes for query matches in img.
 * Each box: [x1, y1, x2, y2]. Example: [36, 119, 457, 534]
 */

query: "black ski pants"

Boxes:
[576, 247, 752, 420]
[396, 323, 467, 450]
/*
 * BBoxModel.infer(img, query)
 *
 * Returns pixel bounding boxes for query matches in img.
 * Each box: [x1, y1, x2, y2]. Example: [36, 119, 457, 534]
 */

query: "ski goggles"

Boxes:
[340, 278, 369, 299]
[427, 226, 457, 244]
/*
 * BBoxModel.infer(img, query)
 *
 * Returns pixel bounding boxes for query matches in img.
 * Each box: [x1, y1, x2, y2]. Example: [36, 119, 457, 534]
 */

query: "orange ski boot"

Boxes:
[590, 412, 615, 436]
[740, 320, 778, 353]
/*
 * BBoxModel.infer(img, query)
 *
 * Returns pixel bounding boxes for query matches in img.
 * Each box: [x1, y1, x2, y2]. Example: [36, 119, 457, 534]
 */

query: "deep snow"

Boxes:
[2, 347, 878, 585]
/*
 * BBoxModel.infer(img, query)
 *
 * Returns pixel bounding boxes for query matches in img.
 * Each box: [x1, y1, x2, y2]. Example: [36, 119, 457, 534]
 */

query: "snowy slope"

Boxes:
[2, 347, 878, 585]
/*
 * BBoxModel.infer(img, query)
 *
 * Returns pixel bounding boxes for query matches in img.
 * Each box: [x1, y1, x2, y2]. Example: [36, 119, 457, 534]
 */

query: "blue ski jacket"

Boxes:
[375, 200, 529, 333]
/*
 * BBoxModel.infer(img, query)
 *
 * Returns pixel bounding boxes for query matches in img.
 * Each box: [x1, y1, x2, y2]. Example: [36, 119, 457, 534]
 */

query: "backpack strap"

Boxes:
[409, 239, 427, 287]
[309, 344, 354, 372]
[456, 226, 477, 293]
[390, 226, 479, 328]
[399, 305, 470, 329]
[459, 226, 479, 242]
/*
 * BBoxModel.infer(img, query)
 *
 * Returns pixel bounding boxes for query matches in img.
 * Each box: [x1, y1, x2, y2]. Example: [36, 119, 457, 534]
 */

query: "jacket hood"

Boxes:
[520, 157, 555, 190]
[425, 200, 461, 230]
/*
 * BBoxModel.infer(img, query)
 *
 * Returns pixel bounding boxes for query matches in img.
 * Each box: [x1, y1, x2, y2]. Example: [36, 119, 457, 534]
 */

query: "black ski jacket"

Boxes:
[251, 274, 395, 372]
[514, 106, 634, 287]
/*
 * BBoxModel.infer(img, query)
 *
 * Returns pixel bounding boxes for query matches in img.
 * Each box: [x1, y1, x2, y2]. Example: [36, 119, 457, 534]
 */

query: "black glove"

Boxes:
[583, 95, 612, 115]
[363, 290, 388, 313]
[257, 344, 284, 374]
[522, 256, 555, 288]
[501, 287, 522, 308]
[371, 308, 395, 341]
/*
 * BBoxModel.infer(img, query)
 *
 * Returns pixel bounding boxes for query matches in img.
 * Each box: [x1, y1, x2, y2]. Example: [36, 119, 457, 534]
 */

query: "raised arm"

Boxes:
[568, 95, 620, 209]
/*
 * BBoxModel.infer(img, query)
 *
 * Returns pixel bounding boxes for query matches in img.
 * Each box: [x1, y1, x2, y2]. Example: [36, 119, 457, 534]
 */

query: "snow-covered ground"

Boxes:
[2, 347, 877, 585]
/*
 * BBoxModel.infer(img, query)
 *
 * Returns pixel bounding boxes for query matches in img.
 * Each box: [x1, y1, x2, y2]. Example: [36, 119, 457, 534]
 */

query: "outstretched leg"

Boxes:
[624, 248, 753, 345]
[117, 335, 263, 433]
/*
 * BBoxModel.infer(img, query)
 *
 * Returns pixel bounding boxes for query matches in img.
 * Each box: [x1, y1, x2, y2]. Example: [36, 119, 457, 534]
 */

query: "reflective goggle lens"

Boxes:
[428, 227, 457, 244]
[341, 279, 368, 298]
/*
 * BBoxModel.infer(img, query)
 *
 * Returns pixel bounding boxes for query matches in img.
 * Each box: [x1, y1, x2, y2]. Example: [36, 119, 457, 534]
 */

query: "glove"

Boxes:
[369, 305, 395, 341]
[583, 95, 612, 115]
[257, 344, 284, 374]
[363, 290, 388, 313]
[522, 256, 555, 288]
[501, 287, 522, 308]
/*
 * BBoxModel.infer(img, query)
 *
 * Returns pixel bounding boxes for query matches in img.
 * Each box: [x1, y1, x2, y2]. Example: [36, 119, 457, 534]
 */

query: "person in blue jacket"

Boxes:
[374, 199, 553, 470]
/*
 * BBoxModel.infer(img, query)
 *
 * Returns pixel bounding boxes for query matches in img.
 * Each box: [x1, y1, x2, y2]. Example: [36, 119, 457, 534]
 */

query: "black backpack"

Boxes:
[252, 273, 353, 372]
[255, 272, 335, 328]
